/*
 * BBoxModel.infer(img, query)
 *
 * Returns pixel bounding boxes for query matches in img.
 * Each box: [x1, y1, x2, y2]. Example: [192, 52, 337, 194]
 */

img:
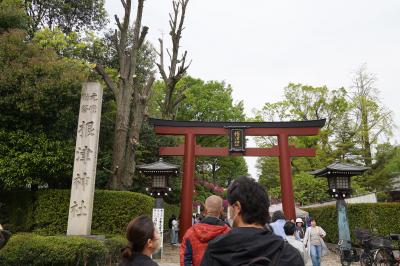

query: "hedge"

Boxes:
[304, 202, 400, 244]
[0, 189, 180, 235]
[0, 233, 127, 266]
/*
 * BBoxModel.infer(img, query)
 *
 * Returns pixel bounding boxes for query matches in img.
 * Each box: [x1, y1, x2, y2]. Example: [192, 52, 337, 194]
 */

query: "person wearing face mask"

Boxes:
[201, 176, 304, 266]
[180, 195, 230, 266]
[119, 215, 161, 266]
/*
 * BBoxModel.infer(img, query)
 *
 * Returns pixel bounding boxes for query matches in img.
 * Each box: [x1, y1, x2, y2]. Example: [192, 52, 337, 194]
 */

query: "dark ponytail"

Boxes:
[122, 215, 155, 259]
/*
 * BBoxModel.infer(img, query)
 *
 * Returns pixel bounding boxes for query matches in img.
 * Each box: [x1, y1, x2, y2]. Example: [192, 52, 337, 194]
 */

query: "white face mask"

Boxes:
[152, 228, 161, 253]
[227, 204, 238, 227]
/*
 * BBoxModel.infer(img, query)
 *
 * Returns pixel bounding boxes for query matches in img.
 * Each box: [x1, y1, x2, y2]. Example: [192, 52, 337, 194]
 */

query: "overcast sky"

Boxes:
[105, 0, 400, 179]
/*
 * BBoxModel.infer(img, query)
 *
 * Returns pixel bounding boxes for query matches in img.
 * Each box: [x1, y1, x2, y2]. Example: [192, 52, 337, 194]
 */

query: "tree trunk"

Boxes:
[95, 0, 155, 190]
[109, 82, 133, 190]
[361, 96, 372, 166]
[123, 103, 144, 189]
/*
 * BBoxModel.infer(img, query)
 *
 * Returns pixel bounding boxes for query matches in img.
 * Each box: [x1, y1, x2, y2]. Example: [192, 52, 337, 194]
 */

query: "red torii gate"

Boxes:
[149, 118, 325, 240]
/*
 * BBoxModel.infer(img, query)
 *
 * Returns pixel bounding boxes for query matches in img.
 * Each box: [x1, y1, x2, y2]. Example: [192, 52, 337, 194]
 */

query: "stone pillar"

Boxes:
[67, 82, 103, 236]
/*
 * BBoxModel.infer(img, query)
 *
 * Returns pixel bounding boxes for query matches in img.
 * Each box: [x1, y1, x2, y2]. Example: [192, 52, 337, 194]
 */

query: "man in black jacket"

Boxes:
[200, 176, 304, 266]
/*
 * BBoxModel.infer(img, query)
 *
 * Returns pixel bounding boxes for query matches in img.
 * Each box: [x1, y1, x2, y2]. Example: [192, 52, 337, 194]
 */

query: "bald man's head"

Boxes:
[205, 195, 223, 217]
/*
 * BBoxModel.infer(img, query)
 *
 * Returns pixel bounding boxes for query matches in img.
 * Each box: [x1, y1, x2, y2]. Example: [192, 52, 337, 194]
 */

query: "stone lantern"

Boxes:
[137, 158, 179, 201]
[136, 158, 179, 259]
[311, 161, 369, 265]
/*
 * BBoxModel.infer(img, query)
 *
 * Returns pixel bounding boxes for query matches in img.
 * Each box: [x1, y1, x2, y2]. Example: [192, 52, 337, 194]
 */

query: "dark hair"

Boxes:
[284, 221, 296, 236]
[227, 176, 270, 225]
[310, 217, 317, 222]
[122, 215, 155, 259]
[271, 210, 285, 223]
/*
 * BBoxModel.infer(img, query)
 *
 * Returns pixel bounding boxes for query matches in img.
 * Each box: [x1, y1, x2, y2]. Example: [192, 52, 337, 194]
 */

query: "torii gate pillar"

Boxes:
[181, 133, 196, 239]
[278, 133, 295, 219]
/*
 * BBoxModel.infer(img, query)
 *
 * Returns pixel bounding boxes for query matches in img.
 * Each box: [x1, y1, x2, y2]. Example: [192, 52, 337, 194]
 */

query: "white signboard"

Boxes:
[152, 208, 164, 249]
[67, 82, 103, 235]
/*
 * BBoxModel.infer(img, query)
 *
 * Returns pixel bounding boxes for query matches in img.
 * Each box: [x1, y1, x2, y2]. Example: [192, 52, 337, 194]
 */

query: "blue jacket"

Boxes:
[269, 219, 288, 240]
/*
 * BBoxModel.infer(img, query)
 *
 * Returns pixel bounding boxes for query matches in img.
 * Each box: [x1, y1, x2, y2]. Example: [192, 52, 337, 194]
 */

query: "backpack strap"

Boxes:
[244, 256, 272, 266]
[270, 240, 288, 266]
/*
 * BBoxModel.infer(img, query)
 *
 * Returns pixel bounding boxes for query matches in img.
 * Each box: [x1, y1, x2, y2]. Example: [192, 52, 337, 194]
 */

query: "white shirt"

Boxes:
[172, 219, 179, 231]
[287, 235, 309, 264]
[0, 224, 3, 230]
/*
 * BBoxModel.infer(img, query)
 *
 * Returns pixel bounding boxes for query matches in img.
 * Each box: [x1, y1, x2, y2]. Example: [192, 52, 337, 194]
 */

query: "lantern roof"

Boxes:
[310, 161, 369, 177]
[136, 158, 179, 174]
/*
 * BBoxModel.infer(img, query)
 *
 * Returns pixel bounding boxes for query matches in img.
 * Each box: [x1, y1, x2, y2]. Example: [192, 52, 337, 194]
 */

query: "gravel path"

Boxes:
[156, 243, 345, 266]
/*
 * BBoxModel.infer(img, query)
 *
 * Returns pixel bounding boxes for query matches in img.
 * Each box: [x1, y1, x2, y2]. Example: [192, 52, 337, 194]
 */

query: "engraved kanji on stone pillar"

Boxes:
[67, 82, 102, 236]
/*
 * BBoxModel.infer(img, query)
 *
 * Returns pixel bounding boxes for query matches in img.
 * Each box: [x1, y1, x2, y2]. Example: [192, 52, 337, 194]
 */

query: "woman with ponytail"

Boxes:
[119, 215, 161, 266]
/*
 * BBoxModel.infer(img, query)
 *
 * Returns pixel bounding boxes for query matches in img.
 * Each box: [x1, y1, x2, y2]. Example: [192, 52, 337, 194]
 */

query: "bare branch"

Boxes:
[95, 64, 118, 96]
[157, 63, 168, 83]
[166, 49, 172, 62]
[138, 26, 149, 49]
[120, 0, 128, 11]
[143, 75, 156, 98]
[114, 15, 123, 31]
[129, 0, 145, 80]
[173, 94, 186, 108]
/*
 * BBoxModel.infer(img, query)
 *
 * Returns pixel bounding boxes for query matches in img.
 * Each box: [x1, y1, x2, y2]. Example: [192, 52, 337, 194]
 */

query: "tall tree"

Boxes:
[24, 0, 107, 35]
[350, 65, 393, 166]
[156, 0, 191, 119]
[254, 84, 355, 203]
[0, 29, 89, 189]
[173, 76, 247, 186]
[95, 0, 155, 190]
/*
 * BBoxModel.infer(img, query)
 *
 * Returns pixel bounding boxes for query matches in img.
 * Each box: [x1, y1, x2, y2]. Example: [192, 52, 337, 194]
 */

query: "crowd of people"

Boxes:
[120, 176, 328, 266]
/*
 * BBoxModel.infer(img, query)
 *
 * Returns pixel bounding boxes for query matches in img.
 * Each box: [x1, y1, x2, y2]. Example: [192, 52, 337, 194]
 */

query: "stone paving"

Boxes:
[156, 243, 344, 266]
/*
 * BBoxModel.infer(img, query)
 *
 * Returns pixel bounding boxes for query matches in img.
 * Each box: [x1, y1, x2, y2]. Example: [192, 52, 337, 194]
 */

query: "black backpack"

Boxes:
[242, 241, 289, 266]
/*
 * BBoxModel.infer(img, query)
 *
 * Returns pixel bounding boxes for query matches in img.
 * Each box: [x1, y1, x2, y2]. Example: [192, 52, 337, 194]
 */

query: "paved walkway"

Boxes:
[156, 243, 344, 266]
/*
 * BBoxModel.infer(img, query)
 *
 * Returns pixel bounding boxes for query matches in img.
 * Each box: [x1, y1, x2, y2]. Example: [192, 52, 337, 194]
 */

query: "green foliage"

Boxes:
[304, 203, 400, 244]
[361, 144, 400, 191]
[175, 77, 245, 122]
[0, 130, 74, 189]
[0, 28, 117, 190]
[0, 0, 29, 33]
[0, 233, 107, 266]
[0, 189, 180, 235]
[103, 235, 127, 264]
[25, 0, 107, 35]
[0, 29, 88, 137]
[292, 173, 330, 205]
[254, 82, 395, 203]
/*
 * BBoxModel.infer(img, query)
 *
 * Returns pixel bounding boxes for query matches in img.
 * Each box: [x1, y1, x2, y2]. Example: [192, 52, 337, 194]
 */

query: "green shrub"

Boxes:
[0, 191, 34, 232]
[104, 235, 127, 264]
[1, 189, 180, 236]
[0, 233, 107, 266]
[304, 202, 400, 244]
